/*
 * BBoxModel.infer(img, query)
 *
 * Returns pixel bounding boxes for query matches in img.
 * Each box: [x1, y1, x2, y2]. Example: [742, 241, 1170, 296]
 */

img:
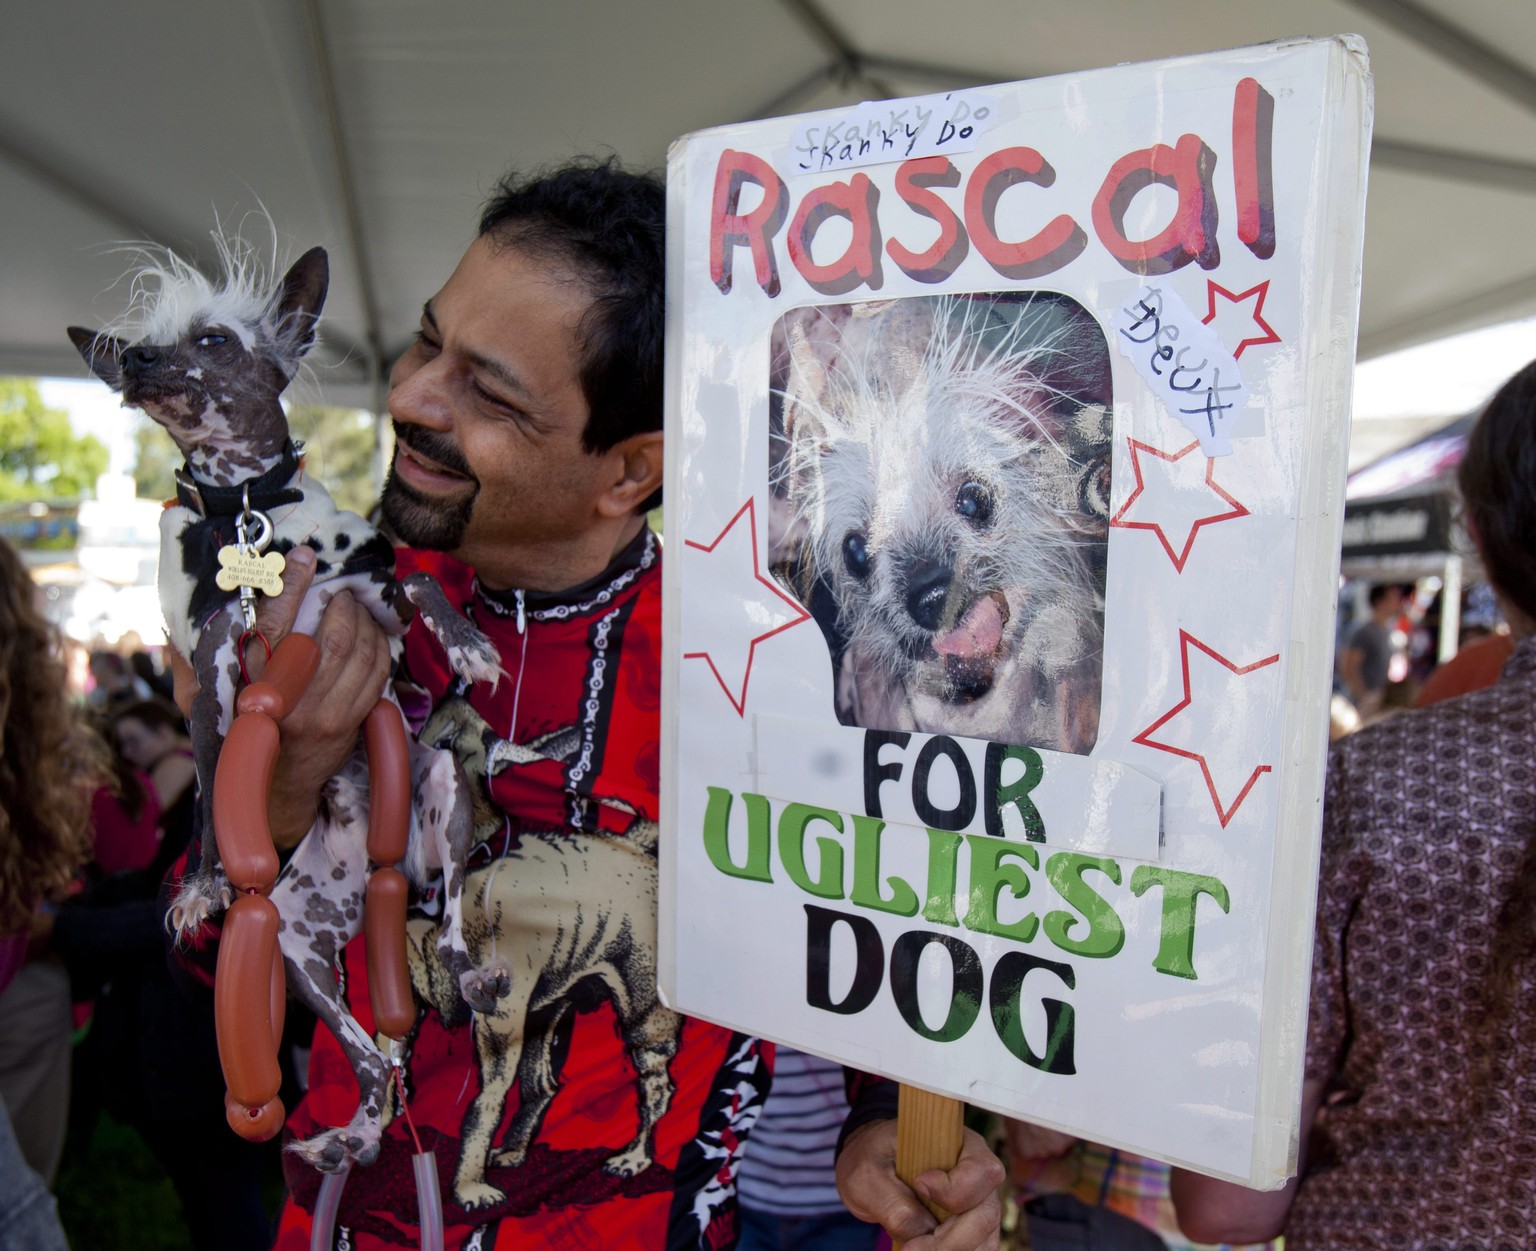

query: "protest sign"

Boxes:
[660, 36, 1371, 1186]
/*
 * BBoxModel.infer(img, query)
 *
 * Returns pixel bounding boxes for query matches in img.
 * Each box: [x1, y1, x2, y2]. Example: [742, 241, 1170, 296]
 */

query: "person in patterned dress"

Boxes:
[1170, 358, 1536, 1249]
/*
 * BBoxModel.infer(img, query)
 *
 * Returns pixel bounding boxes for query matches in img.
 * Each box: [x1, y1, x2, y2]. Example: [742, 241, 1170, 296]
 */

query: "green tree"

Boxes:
[132, 419, 179, 501]
[132, 405, 383, 516]
[289, 406, 383, 517]
[0, 378, 108, 502]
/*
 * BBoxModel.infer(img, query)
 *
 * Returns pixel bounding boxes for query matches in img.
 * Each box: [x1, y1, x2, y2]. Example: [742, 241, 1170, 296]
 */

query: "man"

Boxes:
[213, 161, 1002, 1251]
[1335, 583, 1406, 714]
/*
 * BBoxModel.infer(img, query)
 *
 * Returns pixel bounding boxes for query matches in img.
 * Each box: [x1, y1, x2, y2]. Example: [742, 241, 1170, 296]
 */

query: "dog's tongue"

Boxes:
[933, 594, 1004, 659]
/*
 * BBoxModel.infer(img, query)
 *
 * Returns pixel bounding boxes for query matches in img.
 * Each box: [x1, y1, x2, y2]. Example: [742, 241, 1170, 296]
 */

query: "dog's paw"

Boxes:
[168, 895, 207, 937]
[290, 1126, 381, 1173]
[454, 1179, 507, 1211]
[459, 962, 511, 1014]
[168, 875, 230, 939]
[602, 1144, 653, 1178]
[444, 630, 502, 688]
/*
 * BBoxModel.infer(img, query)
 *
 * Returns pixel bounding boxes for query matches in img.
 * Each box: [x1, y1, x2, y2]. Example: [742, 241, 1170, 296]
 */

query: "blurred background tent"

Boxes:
[1342, 411, 1476, 650]
[5, 0, 1535, 415]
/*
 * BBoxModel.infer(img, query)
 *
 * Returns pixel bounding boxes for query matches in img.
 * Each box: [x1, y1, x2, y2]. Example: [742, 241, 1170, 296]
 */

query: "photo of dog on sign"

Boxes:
[767, 291, 1114, 755]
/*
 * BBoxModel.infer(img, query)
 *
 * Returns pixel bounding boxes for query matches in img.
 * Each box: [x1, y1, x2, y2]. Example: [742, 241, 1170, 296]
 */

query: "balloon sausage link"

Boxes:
[224, 938, 288, 1142]
[235, 632, 321, 721]
[365, 867, 415, 1040]
[267, 926, 287, 1054]
[216, 894, 284, 1114]
[364, 699, 411, 866]
[213, 631, 321, 1146]
[226, 1093, 285, 1142]
[212, 711, 281, 892]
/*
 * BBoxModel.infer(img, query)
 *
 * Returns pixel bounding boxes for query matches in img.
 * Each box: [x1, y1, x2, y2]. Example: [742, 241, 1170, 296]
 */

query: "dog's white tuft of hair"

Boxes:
[99, 216, 314, 371]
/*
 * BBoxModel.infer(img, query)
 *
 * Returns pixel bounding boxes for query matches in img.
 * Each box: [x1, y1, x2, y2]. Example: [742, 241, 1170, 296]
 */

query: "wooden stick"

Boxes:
[893, 1085, 964, 1250]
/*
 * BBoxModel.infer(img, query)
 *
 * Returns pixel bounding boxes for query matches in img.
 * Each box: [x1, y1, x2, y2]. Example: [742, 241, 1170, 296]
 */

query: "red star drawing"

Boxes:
[683, 497, 810, 716]
[1132, 630, 1282, 828]
[1202, 279, 1282, 358]
[1109, 438, 1250, 572]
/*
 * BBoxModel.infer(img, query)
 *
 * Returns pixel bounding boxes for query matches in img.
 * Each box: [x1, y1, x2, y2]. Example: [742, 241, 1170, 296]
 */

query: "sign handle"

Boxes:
[893, 1087, 1027, 1250]
[893, 1085, 962, 1250]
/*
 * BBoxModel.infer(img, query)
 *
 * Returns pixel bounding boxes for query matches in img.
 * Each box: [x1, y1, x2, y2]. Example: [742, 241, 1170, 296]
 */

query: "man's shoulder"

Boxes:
[1335, 664, 1536, 782]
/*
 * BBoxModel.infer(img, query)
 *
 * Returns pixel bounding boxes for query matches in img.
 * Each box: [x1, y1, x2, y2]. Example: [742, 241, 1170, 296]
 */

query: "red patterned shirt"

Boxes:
[1290, 635, 1536, 1250]
[275, 529, 770, 1250]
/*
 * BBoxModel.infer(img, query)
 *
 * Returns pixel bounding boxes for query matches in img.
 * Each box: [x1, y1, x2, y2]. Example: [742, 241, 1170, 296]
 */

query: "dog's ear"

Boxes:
[271, 246, 329, 364]
[67, 326, 127, 391]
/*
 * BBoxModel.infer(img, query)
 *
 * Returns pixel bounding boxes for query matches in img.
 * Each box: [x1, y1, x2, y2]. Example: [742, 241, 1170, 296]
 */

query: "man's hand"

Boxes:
[167, 545, 395, 847]
[836, 1120, 1005, 1250]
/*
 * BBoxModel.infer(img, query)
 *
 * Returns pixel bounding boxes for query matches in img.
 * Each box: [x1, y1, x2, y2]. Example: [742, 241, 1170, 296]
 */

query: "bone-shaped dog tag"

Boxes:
[216, 546, 286, 596]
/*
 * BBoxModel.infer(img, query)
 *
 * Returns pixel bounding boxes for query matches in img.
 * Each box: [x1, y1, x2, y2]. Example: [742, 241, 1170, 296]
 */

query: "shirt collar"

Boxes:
[474, 526, 658, 623]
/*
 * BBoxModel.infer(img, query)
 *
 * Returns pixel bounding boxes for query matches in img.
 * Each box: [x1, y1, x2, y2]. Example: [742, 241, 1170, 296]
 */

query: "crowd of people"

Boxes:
[0, 157, 1530, 1251]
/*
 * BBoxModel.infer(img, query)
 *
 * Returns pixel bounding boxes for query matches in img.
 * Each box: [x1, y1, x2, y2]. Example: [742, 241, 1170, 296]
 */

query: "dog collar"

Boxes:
[174, 440, 304, 517]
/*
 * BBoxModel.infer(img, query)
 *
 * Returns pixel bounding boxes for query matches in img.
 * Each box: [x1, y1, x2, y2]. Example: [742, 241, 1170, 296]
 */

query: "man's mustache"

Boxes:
[392, 423, 478, 483]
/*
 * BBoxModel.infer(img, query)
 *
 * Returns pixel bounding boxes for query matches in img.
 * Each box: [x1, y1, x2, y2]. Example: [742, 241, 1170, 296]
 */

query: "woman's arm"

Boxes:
[1169, 1074, 1326, 1245]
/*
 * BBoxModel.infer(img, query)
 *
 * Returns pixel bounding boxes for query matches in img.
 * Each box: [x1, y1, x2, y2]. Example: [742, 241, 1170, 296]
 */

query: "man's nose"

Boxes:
[387, 353, 453, 430]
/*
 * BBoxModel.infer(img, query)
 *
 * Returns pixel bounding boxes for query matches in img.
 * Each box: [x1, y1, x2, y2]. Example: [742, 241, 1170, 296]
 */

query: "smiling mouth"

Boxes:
[394, 440, 474, 488]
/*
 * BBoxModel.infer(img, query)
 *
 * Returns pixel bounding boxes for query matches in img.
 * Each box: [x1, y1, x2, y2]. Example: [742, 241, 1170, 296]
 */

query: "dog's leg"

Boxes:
[406, 741, 509, 1013]
[453, 1001, 529, 1210]
[397, 573, 502, 686]
[403, 913, 472, 1029]
[487, 1001, 571, 1168]
[602, 1000, 683, 1178]
[272, 770, 393, 1173]
[170, 612, 243, 936]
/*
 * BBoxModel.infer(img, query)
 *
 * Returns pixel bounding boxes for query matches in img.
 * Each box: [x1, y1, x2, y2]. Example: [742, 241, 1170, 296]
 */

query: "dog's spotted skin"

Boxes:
[70, 243, 509, 1173]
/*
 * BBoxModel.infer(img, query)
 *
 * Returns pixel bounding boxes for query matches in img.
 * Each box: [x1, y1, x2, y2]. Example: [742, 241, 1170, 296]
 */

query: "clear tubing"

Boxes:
[310, 1168, 349, 1251]
[413, 1152, 444, 1251]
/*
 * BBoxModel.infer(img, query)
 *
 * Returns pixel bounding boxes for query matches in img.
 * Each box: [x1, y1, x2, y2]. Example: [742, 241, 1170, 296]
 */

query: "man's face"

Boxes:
[381, 234, 611, 588]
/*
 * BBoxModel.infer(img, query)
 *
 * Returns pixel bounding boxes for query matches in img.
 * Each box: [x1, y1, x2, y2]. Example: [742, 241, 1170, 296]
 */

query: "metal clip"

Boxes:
[173, 467, 206, 516]
[234, 485, 275, 631]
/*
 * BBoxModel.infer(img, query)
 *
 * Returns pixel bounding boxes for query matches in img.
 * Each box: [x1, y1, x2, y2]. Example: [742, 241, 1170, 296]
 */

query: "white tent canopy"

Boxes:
[7, 0, 1536, 410]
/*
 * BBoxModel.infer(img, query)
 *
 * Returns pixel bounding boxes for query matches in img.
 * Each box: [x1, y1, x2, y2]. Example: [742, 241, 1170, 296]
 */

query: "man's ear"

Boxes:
[67, 326, 127, 391]
[597, 430, 664, 518]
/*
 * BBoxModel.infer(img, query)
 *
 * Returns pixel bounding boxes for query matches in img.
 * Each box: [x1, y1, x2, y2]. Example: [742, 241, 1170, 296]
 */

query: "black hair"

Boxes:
[1458, 358, 1536, 625]
[479, 158, 665, 511]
